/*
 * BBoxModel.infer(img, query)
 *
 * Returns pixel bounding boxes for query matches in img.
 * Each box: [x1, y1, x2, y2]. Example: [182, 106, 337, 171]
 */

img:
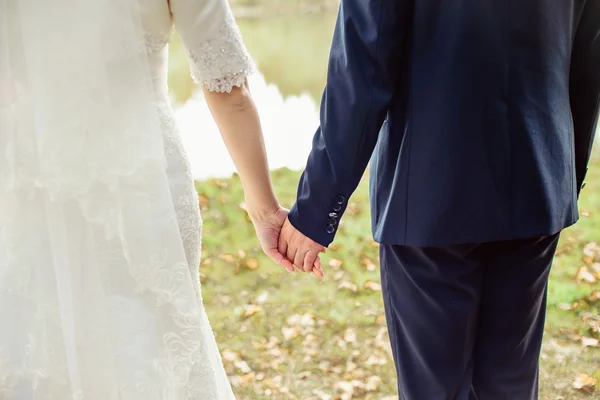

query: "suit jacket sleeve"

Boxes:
[287, 0, 413, 247]
[570, 0, 600, 195]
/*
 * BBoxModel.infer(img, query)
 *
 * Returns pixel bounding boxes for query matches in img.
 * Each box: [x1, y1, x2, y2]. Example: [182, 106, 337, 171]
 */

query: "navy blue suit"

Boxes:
[287, 0, 600, 398]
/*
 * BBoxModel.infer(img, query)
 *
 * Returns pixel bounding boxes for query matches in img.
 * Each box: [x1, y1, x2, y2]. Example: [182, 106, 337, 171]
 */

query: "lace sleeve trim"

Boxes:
[186, 13, 255, 93]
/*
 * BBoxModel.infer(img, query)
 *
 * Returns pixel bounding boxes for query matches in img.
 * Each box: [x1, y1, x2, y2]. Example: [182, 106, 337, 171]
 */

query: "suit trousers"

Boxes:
[379, 233, 561, 400]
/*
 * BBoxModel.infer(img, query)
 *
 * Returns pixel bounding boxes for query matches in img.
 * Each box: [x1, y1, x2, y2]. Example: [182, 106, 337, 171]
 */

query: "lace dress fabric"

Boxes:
[0, 0, 253, 398]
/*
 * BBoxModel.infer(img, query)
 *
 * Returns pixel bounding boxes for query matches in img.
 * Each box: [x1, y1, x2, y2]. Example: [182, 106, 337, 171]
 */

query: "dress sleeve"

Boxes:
[169, 0, 255, 93]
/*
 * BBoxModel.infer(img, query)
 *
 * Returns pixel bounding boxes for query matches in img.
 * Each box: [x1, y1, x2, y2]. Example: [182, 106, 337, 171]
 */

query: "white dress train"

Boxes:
[0, 0, 254, 398]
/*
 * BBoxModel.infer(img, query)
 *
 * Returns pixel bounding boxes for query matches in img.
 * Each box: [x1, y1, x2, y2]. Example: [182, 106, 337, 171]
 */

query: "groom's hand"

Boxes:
[278, 218, 326, 277]
[248, 206, 295, 273]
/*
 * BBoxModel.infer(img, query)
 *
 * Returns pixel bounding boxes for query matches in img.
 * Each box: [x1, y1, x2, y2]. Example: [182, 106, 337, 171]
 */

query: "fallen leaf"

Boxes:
[282, 326, 300, 340]
[583, 242, 600, 258]
[219, 254, 237, 264]
[230, 372, 255, 386]
[287, 313, 316, 326]
[243, 305, 263, 318]
[338, 281, 358, 292]
[581, 337, 599, 347]
[365, 354, 388, 366]
[345, 359, 357, 372]
[333, 271, 345, 281]
[343, 328, 357, 343]
[222, 349, 239, 362]
[557, 303, 574, 311]
[211, 179, 229, 189]
[335, 381, 354, 395]
[360, 256, 377, 271]
[329, 258, 343, 268]
[255, 291, 269, 304]
[311, 389, 332, 400]
[234, 360, 252, 374]
[365, 375, 382, 391]
[198, 194, 209, 210]
[346, 202, 361, 216]
[592, 263, 600, 279]
[303, 333, 320, 347]
[364, 280, 382, 291]
[252, 341, 266, 351]
[375, 327, 391, 350]
[573, 373, 597, 393]
[245, 257, 259, 270]
[576, 266, 597, 283]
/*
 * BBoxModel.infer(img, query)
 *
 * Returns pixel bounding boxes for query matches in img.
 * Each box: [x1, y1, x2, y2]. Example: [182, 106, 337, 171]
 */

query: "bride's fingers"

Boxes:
[278, 241, 291, 269]
[268, 247, 294, 272]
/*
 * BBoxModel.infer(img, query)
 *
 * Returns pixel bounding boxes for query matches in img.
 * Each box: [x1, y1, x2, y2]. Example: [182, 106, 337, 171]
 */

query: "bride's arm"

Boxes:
[170, 0, 271, 214]
[203, 81, 276, 220]
[204, 82, 297, 271]
[170, 0, 295, 271]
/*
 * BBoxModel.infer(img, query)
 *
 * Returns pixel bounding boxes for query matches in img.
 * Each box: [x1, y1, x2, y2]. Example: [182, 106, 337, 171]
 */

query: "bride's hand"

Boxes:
[248, 205, 295, 272]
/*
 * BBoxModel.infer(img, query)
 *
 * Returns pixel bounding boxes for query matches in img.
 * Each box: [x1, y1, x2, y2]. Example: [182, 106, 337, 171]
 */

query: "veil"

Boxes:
[0, 0, 224, 398]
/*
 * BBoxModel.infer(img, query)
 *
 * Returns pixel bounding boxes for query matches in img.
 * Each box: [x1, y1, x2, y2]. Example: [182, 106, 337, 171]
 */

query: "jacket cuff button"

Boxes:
[326, 224, 335, 234]
[335, 195, 346, 204]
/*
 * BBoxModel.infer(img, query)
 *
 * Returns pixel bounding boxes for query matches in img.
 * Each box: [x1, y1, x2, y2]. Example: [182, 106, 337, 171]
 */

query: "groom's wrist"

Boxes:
[288, 202, 338, 248]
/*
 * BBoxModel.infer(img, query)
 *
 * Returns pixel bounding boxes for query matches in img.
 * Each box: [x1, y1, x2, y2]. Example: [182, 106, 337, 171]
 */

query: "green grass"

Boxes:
[197, 151, 600, 399]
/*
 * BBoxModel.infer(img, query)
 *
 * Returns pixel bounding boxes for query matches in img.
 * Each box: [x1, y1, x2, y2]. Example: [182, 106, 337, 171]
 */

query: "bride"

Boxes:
[0, 0, 309, 398]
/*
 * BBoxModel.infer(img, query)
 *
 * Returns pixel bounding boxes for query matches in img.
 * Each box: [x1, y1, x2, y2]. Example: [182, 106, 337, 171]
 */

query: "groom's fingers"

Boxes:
[286, 245, 299, 270]
[313, 256, 323, 276]
[312, 261, 324, 278]
[293, 247, 306, 271]
[314, 257, 322, 270]
[304, 250, 323, 277]
[303, 250, 320, 274]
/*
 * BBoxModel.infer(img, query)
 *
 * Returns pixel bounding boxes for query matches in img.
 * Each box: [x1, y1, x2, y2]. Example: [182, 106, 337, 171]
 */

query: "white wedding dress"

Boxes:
[0, 0, 253, 398]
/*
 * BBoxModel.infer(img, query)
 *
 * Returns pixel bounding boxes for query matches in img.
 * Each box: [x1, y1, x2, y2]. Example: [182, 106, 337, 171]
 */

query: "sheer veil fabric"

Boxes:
[0, 0, 237, 398]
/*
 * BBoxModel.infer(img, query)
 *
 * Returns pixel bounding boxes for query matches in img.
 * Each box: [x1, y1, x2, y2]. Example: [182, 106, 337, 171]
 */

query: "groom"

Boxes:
[277, 0, 600, 398]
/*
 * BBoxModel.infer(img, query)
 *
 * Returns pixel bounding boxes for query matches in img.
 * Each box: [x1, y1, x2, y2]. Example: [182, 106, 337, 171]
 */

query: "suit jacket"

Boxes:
[287, 0, 600, 247]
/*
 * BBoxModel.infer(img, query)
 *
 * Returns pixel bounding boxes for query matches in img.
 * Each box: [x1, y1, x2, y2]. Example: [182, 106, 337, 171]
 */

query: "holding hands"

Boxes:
[278, 218, 325, 277]
[251, 207, 325, 277]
